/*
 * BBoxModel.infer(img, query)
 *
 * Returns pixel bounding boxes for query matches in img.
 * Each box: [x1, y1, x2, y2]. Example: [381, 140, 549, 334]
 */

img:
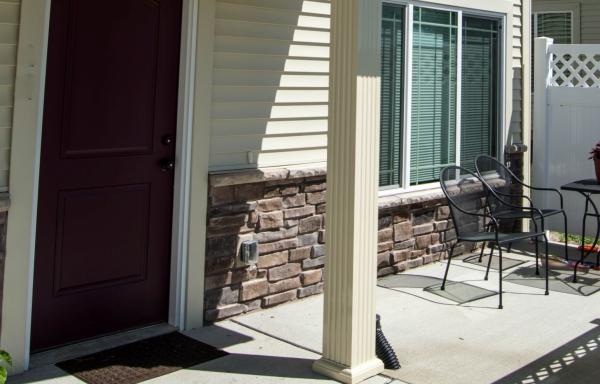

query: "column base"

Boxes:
[313, 357, 384, 384]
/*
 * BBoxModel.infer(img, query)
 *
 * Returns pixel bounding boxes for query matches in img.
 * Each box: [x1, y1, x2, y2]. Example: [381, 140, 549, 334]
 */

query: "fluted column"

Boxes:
[312, 1, 384, 383]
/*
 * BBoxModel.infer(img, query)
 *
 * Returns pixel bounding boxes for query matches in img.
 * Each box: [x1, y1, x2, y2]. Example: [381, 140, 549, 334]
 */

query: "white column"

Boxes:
[312, 1, 384, 383]
[532, 37, 553, 208]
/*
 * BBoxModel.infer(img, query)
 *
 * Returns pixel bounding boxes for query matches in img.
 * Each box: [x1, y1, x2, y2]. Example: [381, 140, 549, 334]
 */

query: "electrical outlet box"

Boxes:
[240, 240, 259, 265]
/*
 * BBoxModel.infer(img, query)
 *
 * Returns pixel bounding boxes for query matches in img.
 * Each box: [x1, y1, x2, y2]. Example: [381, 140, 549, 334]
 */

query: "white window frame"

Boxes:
[378, 0, 508, 196]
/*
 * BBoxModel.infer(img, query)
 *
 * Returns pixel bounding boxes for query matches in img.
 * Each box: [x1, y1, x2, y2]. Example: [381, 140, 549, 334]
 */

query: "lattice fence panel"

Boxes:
[550, 50, 600, 88]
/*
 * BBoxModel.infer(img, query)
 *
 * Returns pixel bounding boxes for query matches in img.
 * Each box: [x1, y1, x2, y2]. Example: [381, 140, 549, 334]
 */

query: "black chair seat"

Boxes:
[460, 231, 545, 244]
[494, 208, 562, 220]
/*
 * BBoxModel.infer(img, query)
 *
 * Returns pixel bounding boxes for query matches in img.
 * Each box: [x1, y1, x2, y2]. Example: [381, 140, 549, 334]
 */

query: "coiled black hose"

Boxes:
[376, 314, 400, 370]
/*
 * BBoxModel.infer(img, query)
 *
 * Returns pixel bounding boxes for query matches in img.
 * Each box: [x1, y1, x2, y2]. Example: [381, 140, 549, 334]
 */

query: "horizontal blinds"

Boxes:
[380, 5, 405, 187]
[461, 16, 500, 172]
[410, 7, 457, 185]
[536, 12, 572, 44]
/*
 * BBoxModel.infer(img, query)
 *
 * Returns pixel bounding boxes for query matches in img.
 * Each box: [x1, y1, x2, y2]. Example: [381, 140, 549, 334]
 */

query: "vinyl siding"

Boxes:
[511, 0, 524, 144]
[209, 0, 331, 170]
[0, 0, 19, 191]
[210, 0, 527, 170]
[581, 0, 600, 43]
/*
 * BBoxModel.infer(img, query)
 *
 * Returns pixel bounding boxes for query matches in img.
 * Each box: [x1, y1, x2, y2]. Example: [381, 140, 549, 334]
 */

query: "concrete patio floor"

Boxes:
[235, 245, 600, 384]
[12, 244, 600, 384]
[12, 317, 401, 384]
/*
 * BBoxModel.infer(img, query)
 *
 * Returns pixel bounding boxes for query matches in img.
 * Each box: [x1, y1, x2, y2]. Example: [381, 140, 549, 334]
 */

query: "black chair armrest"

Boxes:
[489, 196, 545, 232]
[520, 184, 564, 210]
[492, 189, 534, 208]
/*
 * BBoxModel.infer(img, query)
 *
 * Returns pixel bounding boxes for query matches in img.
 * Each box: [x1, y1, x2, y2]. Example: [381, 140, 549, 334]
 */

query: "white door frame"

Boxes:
[0, 0, 211, 372]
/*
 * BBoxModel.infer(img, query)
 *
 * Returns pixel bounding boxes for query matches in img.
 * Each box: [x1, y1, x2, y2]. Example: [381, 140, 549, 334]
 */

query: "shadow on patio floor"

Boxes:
[493, 319, 600, 384]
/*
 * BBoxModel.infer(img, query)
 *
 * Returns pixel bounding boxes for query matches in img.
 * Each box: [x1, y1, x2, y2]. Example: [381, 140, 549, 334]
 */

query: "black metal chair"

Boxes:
[440, 166, 549, 309]
[475, 155, 568, 261]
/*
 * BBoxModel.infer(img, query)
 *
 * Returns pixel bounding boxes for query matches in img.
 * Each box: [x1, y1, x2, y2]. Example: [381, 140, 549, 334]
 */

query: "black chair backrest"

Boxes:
[475, 155, 521, 212]
[440, 166, 490, 238]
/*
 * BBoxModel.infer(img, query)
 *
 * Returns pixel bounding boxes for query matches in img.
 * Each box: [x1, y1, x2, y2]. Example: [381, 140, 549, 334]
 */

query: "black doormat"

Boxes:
[56, 332, 228, 384]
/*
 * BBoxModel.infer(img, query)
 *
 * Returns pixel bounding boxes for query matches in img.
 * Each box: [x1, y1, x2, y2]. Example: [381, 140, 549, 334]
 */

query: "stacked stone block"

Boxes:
[205, 170, 327, 322]
[375, 203, 468, 278]
[204, 169, 470, 322]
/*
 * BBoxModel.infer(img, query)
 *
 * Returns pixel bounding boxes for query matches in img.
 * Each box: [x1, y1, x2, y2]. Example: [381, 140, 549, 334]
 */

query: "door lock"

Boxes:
[161, 135, 175, 146]
[159, 158, 175, 172]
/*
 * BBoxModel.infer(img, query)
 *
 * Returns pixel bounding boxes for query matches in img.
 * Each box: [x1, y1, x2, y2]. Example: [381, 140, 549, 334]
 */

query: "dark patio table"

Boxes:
[560, 179, 600, 282]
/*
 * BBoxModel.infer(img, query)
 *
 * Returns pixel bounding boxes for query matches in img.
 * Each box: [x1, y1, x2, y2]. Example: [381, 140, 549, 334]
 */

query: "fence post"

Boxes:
[532, 37, 553, 208]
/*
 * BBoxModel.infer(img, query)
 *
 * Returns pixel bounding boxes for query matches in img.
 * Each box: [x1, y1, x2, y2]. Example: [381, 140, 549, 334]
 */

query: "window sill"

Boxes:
[378, 187, 446, 210]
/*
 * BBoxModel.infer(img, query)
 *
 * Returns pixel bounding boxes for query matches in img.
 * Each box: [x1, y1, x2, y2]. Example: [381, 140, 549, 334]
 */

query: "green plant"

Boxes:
[555, 231, 596, 246]
[0, 350, 12, 384]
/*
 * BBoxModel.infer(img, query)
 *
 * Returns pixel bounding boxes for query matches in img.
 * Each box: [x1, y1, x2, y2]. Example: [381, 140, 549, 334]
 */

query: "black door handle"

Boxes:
[159, 158, 175, 172]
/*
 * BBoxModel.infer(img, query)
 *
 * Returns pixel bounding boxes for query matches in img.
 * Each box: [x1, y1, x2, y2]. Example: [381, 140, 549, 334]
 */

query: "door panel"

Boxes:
[53, 184, 151, 295]
[60, 1, 160, 158]
[32, 0, 182, 351]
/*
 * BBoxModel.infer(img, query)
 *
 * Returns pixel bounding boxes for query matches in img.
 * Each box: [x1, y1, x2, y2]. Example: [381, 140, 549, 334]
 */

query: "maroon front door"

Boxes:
[32, 0, 182, 351]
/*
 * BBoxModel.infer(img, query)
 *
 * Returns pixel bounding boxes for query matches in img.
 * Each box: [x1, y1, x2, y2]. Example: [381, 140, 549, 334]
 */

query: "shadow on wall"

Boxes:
[211, 0, 330, 170]
[506, 68, 523, 148]
[493, 319, 600, 384]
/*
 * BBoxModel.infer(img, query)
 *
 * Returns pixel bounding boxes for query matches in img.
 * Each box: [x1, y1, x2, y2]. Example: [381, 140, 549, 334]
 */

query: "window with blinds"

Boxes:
[380, 5, 405, 187]
[379, 3, 502, 189]
[534, 12, 572, 44]
[461, 16, 500, 172]
[410, 7, 457, 185]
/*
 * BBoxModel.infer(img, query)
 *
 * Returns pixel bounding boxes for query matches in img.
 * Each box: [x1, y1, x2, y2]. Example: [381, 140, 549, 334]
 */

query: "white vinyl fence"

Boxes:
[533, 38, 600, 237]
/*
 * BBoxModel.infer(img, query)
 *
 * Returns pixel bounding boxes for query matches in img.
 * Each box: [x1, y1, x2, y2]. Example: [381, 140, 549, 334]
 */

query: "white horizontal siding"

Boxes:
[209, 0, 526, 170]
[513, 0, 523, 68]
[209, 0, 330, 170]
[511, 0, 524, 143]
[0, 0, 19, 191]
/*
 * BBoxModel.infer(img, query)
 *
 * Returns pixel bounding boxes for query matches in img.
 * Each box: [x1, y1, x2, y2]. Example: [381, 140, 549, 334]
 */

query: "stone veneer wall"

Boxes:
[204, 168, 469, 322]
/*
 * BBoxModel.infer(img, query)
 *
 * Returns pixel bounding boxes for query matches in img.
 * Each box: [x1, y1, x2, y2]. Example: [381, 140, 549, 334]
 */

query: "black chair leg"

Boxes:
[543, 234, 550, 295]
[535, 236, 540, 276]
[498, 245, 503, 309]
[479, 222, 492, 263]
[478, 241, 486, 263]
[506, 220, 519, 252]
[485, 243, 495, 280]
[441, 243, 457, 291]
[562, 211, 569, 261]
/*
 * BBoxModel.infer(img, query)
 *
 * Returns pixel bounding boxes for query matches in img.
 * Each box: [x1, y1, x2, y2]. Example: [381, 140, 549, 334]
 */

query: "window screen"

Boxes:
[410, 7, 458, 185]
[461, 16, 500, 172]
[380, 4, 405, 187]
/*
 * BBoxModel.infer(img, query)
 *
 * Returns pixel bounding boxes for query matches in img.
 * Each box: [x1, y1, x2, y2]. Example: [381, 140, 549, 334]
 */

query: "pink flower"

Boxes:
[590, 141, 600, 160]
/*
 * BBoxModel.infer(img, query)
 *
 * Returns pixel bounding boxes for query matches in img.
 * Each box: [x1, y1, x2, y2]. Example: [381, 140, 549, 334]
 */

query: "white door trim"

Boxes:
[170, 0, 198, 330]
[1, 0, 208, 372]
